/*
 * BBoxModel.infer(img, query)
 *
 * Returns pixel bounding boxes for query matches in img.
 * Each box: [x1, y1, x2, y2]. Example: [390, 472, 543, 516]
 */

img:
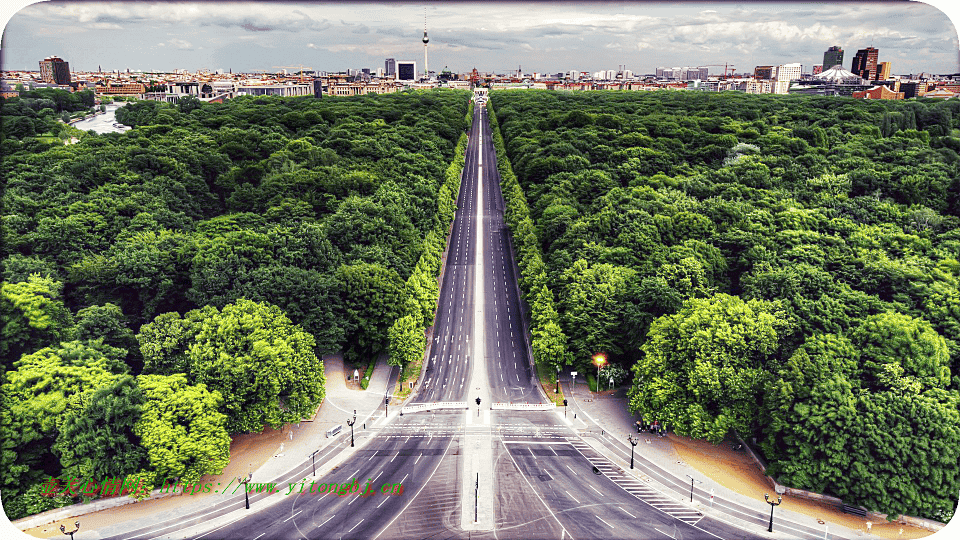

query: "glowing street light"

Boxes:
[592, 353, 606, 393]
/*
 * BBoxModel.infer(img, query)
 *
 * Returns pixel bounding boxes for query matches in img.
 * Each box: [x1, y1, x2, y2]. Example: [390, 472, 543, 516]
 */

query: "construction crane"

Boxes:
[271, 65, 314, 81]
[697, 63, 736, 78]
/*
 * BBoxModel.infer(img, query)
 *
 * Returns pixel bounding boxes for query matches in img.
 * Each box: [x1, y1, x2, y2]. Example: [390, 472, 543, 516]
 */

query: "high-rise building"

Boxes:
[39, 56, 71, 85]
[754, 66, 775, 80]
[385, 58, 396, 76]
[852, 47, 879, 81]
[877, 61, 891, 80]
[773, 63, 802, 94]
[396, 61, 417, 81]
[823, 46, 844, 69]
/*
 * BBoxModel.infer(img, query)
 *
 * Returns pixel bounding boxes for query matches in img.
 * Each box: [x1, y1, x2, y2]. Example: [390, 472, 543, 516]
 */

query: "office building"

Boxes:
[823, 46, 844, 69]
[852, 47, 879, 81]
[773, 63, 802, 94]
[396, 61, 417, 81]
[754, 66, 775, 80]
[877, 61, 891, 80]
[385, 58, 396, 76]
[39, 56, 71, 85]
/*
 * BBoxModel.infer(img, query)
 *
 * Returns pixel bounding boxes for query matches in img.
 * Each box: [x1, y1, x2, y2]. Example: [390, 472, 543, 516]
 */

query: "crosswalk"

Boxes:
[566, 438, 705, 527]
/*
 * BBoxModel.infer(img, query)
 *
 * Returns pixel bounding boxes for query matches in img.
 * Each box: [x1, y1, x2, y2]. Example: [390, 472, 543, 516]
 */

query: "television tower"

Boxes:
[422, 9, 429, 81]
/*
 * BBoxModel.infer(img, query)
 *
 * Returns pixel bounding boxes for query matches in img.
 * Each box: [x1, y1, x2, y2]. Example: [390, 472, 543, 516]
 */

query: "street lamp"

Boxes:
[239, 469, 253, 509]
[765, 493, 783, 532]
[384, 393, 390, 417]
[347, 416, 356, 447]
[563, 399, 568, 418]
[475, 396, 481, 417]
[628, 436, 639, 469]
[686, 474, 702, 503]
[556, 365, 560, 394]
[592, 353, 606, 393]
[310, 449, 319, 477]
[59, 521, 79, 540]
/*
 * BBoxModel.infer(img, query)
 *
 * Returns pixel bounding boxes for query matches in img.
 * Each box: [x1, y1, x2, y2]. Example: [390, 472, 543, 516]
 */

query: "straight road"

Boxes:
[475, 105, 540, 404]
[414, 104, 481, 404]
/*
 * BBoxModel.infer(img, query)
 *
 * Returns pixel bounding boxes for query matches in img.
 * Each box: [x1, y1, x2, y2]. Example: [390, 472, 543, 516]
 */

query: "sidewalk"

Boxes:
[559, 378, 937, 540]
[14, 354, 397, 539]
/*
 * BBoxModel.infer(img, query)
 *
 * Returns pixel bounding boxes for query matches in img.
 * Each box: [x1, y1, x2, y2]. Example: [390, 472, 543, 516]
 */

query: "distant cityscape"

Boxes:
[6, 43, 960, 103]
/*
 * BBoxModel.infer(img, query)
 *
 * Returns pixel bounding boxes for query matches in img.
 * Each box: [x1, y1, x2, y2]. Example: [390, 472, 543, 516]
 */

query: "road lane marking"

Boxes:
[596, 516, 615, 529]
[566, 490, 580, 504]
[282, 509, 303, 522]
[348, 519, 364, 532]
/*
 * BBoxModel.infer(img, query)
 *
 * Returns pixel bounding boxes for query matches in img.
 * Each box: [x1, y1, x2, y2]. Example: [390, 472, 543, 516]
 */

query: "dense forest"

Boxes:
[0, 90, 471, 519]
[488, 90, 960, 522]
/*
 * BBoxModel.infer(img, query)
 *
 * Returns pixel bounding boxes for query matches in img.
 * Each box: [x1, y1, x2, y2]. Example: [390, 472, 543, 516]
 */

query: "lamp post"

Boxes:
[592, 353, 606, 393]
[239, 471, 253, 509]
[765, 493, 783, 532]
[384, 393, 390, 417]
[563, 399, 568, 418]
[686, 474, 702, 503]
[347, 415, 356, 447]
[628, 436, 639, 469]
[59, 521, 80, 540]
[475, 397, 481, 417]
[310, 449, 319, 476]
[556, 365, 560, 394]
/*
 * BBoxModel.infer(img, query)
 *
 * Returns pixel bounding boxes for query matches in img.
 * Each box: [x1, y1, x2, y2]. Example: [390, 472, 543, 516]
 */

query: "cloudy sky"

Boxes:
[1, 1, 958, 76]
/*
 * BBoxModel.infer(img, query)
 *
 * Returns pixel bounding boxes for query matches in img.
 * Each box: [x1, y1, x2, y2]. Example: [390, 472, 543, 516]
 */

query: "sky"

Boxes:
[1, 1, 958, 76]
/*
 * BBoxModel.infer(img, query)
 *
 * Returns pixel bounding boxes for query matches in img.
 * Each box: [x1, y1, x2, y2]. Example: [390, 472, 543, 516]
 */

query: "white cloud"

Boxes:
[166, 38, 193, 50]
[307, 43, 318, 49]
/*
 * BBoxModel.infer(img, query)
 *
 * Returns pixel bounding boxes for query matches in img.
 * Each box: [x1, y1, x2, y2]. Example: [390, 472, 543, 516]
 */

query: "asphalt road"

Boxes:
[476, 106, 539, 404]
[188, 414, 461, 540]
[413, 104, 480, 404]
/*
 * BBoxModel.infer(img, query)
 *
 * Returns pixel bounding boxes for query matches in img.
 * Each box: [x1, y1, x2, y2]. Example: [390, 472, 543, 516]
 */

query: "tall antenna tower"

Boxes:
[422, 8, 429, 81]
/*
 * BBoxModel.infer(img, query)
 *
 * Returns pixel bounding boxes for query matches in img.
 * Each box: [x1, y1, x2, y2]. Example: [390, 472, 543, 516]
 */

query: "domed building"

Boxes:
[816, 65, 865, 85]
[789, 64, 874, 96]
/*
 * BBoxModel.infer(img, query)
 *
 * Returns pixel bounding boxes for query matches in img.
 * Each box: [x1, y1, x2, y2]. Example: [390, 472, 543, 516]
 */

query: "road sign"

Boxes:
[571, 371, 578, 376]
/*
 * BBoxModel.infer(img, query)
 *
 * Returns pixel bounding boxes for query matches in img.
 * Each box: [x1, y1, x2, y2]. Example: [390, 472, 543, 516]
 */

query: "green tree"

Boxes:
[138, 299, 325, 433]
[336, 263, 404, 362]
[0, 341, 126, 501]
[387, 314, 425, 367]
[628, 294, 789, 442]
[558, 259, 636, 362]
[134, 373, 230, 486]
[53, 375, 147, 484]
[0, 276, 76, 370]
[851, 311, 951, 391]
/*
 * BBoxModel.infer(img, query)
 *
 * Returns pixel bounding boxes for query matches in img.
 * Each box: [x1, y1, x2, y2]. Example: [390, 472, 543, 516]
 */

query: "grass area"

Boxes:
[392, 348, 424, 401]
[358, 355, 377, 390]
[344, 355, 377, 389]
[535, 362, 565, 405]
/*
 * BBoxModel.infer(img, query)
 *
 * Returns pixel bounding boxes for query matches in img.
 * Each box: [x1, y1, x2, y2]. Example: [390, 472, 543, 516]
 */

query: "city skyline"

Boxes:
[2, 1, 959, 76]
